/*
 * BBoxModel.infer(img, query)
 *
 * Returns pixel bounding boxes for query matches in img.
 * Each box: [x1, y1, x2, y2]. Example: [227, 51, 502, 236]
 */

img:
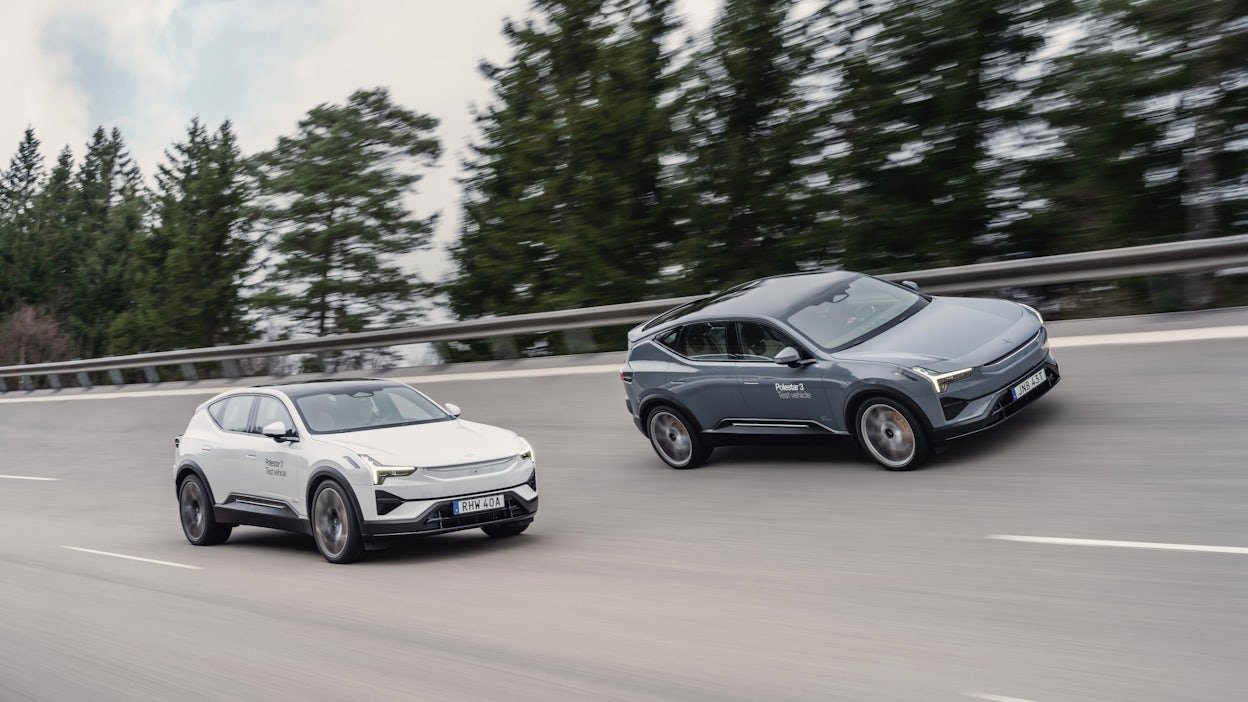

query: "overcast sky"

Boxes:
[0, 0, 722, 281]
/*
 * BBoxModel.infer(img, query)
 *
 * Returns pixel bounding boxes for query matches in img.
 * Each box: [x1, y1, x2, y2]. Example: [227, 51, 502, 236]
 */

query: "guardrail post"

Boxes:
[180, 363, 198, 381]
[562, 328, 596, 354]
[108, 369, 124, 386]
[222, 359, 241, 379]
[489, 336, 519, 360]
[143, 366, 159, 384]
[76, 372, 92, 389]
[21, 375, 33, 391]
[47, 374, 61, 390]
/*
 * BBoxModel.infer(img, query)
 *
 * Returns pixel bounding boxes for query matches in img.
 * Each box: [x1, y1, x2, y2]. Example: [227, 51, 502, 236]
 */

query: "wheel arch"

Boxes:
[306, 465, 367, 527]
[844, 384, 934, 438]
[175, 461, 215, 502]
[636, 393, 704, 437]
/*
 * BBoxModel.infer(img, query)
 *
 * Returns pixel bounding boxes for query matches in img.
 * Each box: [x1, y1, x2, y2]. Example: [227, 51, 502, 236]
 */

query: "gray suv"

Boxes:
[621, 271, 1059, 470]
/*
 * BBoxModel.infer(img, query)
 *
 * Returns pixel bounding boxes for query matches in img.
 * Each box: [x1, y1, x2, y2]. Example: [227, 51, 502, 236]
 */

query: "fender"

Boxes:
[635, 389, 705, 437]
[174, 460, 216, 503]
[306, 464, 368, 527]
[844, 383, 934, 436]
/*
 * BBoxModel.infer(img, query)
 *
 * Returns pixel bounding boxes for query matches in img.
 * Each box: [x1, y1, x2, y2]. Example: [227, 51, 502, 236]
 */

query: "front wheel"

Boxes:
[178, 474, 232, 546]
[646, 406, 709, 469]
[854, 398, 930, 471]
[311, 481, 365, 564]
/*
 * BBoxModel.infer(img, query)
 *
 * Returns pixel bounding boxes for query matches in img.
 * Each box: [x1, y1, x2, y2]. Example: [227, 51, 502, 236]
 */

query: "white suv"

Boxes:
[174, 379, 538, 563]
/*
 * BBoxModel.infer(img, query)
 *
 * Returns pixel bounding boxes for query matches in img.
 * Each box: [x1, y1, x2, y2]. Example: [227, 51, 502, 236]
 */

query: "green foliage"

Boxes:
[109, 119, 255, 354]
[251, 87, 441, 337]
[672, 0, 836, 292]
[447, 0, 685, 318]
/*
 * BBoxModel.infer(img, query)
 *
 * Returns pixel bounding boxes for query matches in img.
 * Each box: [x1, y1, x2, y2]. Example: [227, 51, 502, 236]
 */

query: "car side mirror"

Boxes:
[773, 347, 813, 367]
[262, 420, 297, 443]
[444, 403, 462, 418]
[902, 280, 919, 291]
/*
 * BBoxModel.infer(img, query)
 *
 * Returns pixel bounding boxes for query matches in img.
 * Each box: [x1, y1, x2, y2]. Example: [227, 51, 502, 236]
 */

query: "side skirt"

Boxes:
[214, 495, 311, 536]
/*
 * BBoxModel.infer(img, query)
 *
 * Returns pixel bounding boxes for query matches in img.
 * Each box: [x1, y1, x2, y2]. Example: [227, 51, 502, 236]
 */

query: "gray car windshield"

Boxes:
[293, 386, 451, 434]
[785, 276, 926, 351]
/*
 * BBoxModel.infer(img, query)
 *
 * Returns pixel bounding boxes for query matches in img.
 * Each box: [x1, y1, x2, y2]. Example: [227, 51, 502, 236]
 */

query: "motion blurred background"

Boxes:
[1, 0, 1244, 367]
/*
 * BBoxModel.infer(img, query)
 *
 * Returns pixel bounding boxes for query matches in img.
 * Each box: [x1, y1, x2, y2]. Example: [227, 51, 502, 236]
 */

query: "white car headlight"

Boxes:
[516, 437, 536, 464]
[358, 453, 417, 485]
[911, 367, 974, 394]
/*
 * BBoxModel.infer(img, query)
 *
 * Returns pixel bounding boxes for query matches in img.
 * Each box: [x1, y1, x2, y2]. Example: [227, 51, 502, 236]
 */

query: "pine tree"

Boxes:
[0, 128, 45, 311]
[67, 127, 147, 357]
[110, 119, 255, 354]
[832, 0, 1069, 272]
[251, 88, 441, 338]
[447, 0, 685, 318]
[672, 0, 834, 292]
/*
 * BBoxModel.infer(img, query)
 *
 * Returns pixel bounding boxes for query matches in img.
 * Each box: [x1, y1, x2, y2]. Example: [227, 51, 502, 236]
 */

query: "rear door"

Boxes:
[660, 320, 748, 429]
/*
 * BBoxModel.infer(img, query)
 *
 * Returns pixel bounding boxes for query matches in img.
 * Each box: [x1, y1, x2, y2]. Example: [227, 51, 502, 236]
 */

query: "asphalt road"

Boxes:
[2, 311, 1247, 701]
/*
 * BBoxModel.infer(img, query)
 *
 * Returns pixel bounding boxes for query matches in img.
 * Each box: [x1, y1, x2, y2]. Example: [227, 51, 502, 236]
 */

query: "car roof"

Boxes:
[638, 270, 860, 334]
[211, 378, 405, 401]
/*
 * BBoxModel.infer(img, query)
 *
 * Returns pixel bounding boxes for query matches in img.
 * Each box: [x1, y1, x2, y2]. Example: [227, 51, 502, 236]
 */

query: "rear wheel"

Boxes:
[646, 406, 709, 469]
[178, 474, 231, 546]
[482, 520, 531, 538]
[855, 398, 929, 471]
[311, 481, 365, 564]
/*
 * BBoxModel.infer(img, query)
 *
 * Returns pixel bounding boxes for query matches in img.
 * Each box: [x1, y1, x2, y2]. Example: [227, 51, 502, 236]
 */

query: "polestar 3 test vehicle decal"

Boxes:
[620, 271, 1059, 470]
[174, 379, 538, 563]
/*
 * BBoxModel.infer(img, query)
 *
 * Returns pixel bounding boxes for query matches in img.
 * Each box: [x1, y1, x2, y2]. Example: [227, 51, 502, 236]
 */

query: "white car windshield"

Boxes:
[784, 276, 926, 351]
[293, 385, 451, 434]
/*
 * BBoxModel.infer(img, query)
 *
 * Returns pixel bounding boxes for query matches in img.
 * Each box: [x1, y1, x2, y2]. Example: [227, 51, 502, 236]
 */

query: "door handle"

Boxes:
[245, 453, 257, 458]
[742, 377, 760, 385]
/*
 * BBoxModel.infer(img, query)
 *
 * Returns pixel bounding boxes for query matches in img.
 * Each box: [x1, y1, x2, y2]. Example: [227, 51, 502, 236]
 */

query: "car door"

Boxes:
[660, 320, 748, 429]
[239, 395, 305, 506]
[203, 394, 257, 501]
[733, 321, 841, 427]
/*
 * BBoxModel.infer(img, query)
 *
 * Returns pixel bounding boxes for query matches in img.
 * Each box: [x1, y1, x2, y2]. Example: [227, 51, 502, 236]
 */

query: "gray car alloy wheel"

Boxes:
[649, 409, 695, 467]
[179, 479, 207, 541]
[859, 402, 917, 469]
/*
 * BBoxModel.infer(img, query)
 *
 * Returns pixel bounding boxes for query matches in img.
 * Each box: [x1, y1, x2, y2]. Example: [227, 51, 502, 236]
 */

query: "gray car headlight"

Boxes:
[359, 453, 418, 485]
[912, 367, 974, 394]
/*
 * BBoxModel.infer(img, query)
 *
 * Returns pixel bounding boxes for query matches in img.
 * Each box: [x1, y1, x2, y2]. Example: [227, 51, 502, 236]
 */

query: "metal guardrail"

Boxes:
[3, 233, 1247, 391]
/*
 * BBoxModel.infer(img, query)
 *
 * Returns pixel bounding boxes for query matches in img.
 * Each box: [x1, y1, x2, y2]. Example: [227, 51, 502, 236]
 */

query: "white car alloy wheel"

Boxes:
[312, 482, 363, 564]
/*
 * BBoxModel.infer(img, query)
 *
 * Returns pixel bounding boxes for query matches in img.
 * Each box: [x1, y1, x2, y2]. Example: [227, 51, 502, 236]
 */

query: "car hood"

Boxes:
[836, 296, 1040, 369]
[317, 419, 520, 467]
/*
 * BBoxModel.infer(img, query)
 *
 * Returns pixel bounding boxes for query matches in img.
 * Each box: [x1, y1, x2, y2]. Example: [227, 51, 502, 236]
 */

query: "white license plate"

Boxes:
[1011, 369, 1047, 401]
[453, 494, 505, 515]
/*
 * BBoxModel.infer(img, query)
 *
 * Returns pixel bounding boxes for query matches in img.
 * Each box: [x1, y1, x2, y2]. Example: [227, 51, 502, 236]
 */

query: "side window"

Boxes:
[209, 396, 255, 433]
[253, 396, 295, 434]
[734, 322, 802, 362]
[658, 321, 732, 361]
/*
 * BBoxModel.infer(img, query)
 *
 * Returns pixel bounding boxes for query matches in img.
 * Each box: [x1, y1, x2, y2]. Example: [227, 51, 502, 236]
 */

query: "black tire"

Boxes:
[482, 520, 531, 538]
[854, 397, 930, 471]
[646, 405, 709, 469]
[178, 474, 232, 546]
[311, 481, 365, 564]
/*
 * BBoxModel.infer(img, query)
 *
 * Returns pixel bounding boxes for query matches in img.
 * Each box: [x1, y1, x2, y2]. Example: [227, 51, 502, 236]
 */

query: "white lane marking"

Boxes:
[989, 534, 1248, 555]
[0, 474, 58, 481]
[1049, 324, 1248, 348]
[968, 694, 1040, 702]
[2, 323, 1246, 405]
[62, 546, 202, 570]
